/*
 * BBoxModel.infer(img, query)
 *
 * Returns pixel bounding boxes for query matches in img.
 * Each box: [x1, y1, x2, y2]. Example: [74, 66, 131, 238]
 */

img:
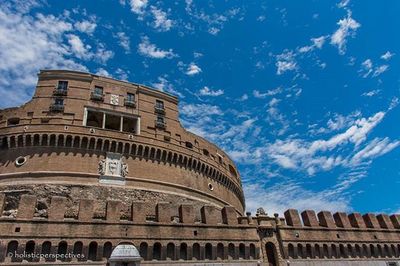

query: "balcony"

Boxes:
[155, 120, 166, 129]
[53, 88, 67, 96]
[90, 92, 104, 101]
[124, 98, 136, 108]
[49, 104, 64, 112]
[154, 106, 165, 114]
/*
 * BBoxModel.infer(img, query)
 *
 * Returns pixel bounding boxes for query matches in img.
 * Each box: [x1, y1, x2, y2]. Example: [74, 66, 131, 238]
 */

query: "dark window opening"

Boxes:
[7, 118, 20, 126]
[57, 81, 68, 91]
[156, 100, 164, 109]
[104, 113, 121, 131]
[229, 164, 238, 177]
[94, 86, 103, 95]
[86, 110, 103, 128]
[203, 149, 209, 156]
[127, 93, 135, 101]
[123, 117, 137, 133]
[54, 98, 64, 105]
[185, 141, 193, 148]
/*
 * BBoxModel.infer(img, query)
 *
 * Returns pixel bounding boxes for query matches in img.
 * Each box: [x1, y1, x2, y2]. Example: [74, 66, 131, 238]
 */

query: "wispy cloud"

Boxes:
[138, 36, 177, 59]
[116, 32, 130, 53]
[151, 76, 183, 97]
[276, 50, 297, 75]
[362, 89, 380, 97]
[330, 11, 361, 54]
[185, 63, 202, 76]
[381, 51, 395, 61]
[74, 20, 96, 34]
[198, 86, 224, 96]
[151, 6, 173, 31]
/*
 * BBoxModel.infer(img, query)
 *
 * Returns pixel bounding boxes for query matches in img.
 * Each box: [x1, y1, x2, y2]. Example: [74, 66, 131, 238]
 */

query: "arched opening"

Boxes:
[347, 244, 353, 258]
[140, 242, 148, 261]
[265, 242, 277, 266]
[323, 244, 329, 258]
[25, 135, 32, 146]
[239, 243, 245, 259]
[377, 245, 383, 257]
[370, 244, 377, 258]
[205, 243, 213, 260]
[228, 243, 235, 260]
[49, 135, 56, 146]
[152, 242, 161, 260]
[391, 244, 398, 258]
[192, 243, 200, 260]
[250, 243, 256, 259]
[331, 244, 337, 258]
[297, 244, 304, 258]
[306, 244, 313, 258]
[7, 241, 18, 262]
[40, 241, 51, 253]
[17, 135, 24, 147]
[103, 242, 112, 259]
[384, 244, 391, 257]
[65, 135, 72, 147]
[33, 134, 40, 146]
[362, 244, 369, 258]
[339, 244, 346, 258]
[57, 241, 68, 261]
[217, 243, 224, 260]
[179, 243, 187, 260]
[288, 243, 295, 258]
[355, 244, 361, 257]
[88, 241, 98, 261]
[166, 243, 175, 260]
[73, 241, 83, 258]
[25, 240, 35, 262]
[314, 244, 320, 258]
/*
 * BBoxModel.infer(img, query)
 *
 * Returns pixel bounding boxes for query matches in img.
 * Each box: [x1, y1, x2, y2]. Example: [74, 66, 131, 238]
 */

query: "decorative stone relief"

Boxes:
[110, 94, 119, 106]
[98, 152, 127, 185]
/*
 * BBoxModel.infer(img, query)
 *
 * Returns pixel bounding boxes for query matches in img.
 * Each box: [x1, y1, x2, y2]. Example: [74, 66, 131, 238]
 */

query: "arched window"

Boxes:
[179, 243, 187, 260]
[339, 244, 346, 258]
[140, 242, 148, 261]
[153, 242, 161, 260]
[205, 243, 213, 260]
[57, 241, 68, 261]
[239, 243, 245, 259]
[192, 243, 200, 260]
[347, 244, 353, 257]
[355, 244, 361, 257]
[331, 244, 337, 258]
[314, 244, 320, 258]
[391, 244, 398, 258]
[166, 243, 175, 260]
[73, 241, 83, 258]
[7, 241, 18, 262]
[217, 243, 224, 260]
[41, 241, 52, 255]
[249, 243, 256, 259]
[297, 244, 304, 258]
[306, 244, 313, 258]
[362, 244, 369, 258]
[384, 244, 391, 257]
[88, 242, 98, 261]
[102, 242, 112, 259]
[370, 244, 377, 258]
[323, 244, 329, 258]
[265, 242, 277, 266]
[25, 240, 35, 254]
[228, 243, 235, 259]
[377, 245, 383, 257]
[288, 244, 295, 258]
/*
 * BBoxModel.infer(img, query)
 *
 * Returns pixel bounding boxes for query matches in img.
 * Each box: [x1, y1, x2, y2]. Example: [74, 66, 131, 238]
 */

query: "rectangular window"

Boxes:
[156, 100, 164, 109]
[86, 110, 103, 128]
[94, 86, 103, 95]
[54, 98, 64, 105]
[127, 93, 135, 102]
[157, 116, 164, 123]
[123, 117, 137, 133]
[57, 81, 68, 91]
[104, 113, 121, 131]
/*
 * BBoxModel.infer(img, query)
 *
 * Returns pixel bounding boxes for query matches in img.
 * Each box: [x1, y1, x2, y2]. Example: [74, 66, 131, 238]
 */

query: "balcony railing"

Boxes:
[155, 120, 166, 129]
[49, 104, 64, 112]
[53, 88, 68, 96]
[124, 99, 136, 108]
[155, 106, 165, 114]
[90, 92, 104, 101]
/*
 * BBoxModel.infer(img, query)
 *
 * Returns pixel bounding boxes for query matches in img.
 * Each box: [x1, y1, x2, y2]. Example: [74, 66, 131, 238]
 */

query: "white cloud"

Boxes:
[362, 89, 380, 97]
[129, 0, 148, 15]
[381, 51, 394, 60]
[185, 63, 202, 75]
[116, 32, 130, 53]
[337, 0, 350, 8]
[151, 7, 173, 31]
[253, 88, 282, 99]
[74, 20, 96, 34]
[95, 68, 111, 77]
[351, 137, 400, 165]
[276, 51, 297, 75]
[151, 76, 183, 97]
[0, 5, 114, 108]
[299, 36, 326, 53]
[138, 36, 176, 59]
[373, 65, 389, 77]
[330, 12, 361, 54]
[181, 103, 223, 117]
[198, 86, 224, 96]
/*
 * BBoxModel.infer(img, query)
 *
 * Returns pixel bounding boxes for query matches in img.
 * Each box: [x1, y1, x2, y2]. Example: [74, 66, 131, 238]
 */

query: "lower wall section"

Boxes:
[287, 259, 400, 266]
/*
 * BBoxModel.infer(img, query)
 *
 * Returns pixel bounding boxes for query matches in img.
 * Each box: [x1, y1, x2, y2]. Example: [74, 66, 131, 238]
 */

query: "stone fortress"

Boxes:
[0, 69, 399, 266]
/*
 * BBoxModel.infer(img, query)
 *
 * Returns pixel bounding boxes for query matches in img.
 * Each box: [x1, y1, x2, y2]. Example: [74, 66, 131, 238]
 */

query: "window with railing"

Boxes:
[155, 115, 166, 129]
[125, 93, 136, 107]
[155, 100, 165, 114]
[91, 86, 104, 101]
[50, 98, 64, 112]
[54, 81, 68, 95]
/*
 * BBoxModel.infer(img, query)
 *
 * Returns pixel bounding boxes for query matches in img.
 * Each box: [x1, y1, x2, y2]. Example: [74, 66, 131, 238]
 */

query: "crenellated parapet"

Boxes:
[283, 208, 400, 230]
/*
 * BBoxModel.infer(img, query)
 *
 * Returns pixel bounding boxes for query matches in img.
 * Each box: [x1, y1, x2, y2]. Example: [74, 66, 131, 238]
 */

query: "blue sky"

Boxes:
[1, 0, 400, 215]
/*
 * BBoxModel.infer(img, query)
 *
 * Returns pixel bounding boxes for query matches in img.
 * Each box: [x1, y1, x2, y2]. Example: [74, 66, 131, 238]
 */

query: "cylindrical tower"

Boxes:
[0, 70, 244, 218]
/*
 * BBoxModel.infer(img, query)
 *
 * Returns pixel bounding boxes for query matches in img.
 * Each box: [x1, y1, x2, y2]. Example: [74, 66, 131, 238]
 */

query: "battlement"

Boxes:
[284, 208, 400, 230]
[0, 194, 253, 226]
